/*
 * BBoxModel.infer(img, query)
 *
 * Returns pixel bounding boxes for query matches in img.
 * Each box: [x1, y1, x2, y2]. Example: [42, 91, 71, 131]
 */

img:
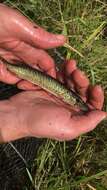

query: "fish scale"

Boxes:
[0, 56, 89, 112]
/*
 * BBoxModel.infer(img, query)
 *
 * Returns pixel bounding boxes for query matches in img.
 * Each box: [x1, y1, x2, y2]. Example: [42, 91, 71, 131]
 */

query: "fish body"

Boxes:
[0, 57, 89, 112]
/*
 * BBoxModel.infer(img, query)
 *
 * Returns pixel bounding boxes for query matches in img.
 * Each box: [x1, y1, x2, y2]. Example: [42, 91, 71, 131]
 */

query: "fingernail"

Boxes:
[56, 35, 67, 43]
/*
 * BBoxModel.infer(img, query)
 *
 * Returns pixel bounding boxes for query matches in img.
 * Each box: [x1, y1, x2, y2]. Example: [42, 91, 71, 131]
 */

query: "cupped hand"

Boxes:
[0, 4, 106, 143]
[0, 60, 106, 143]
[0, 3, 66, 86]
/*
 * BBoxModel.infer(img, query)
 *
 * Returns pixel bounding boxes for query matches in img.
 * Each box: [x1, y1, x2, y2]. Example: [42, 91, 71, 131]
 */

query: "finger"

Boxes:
[65, 59, 77, 76]
[64, 59, 77, 89]
[0, 49, 20, 84]
[57, 59, 77, 86]
[70, 110, 106, 139]
[5, 41, 57, 78]
[0, 4, 66, 49]
[0, 62, 20, 84]
[72, 69, 89, 97]
[57, 71, 65, 83]
[87, 85, 104, 110]
[17, 80, 41, 90]
[0, 45, 56, 88]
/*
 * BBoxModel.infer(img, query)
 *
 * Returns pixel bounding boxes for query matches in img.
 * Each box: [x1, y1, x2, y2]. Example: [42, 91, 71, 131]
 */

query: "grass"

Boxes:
[2, 0, 107, 189]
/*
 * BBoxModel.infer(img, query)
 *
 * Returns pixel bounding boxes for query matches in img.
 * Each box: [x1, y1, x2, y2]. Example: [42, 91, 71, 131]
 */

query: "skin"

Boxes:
[0, 4, 106, 143]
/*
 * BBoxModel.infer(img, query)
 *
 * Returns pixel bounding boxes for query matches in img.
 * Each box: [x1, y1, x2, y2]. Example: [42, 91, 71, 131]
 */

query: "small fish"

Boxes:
[0, 56, 89, 112]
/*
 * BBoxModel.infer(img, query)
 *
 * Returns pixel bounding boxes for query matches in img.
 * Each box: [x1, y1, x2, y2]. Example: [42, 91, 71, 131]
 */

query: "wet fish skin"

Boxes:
[0, 57, 89, 112]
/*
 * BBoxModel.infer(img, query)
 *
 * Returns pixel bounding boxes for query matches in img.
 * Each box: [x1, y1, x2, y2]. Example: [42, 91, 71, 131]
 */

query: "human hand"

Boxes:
[0, 4, 106, 143]
[0, 60, 106, 143]
[0, 3, 66, 87]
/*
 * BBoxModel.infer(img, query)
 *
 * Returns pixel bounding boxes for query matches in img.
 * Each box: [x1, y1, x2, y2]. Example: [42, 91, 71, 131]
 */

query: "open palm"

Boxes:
[0, 60, 106, 142]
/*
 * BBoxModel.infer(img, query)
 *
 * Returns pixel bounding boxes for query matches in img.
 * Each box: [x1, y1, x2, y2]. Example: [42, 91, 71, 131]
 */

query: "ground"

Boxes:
[1, 0, 107, 189]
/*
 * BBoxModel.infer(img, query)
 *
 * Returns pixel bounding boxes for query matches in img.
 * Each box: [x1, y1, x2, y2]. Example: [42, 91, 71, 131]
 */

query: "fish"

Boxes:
[0, 56, 89, 112]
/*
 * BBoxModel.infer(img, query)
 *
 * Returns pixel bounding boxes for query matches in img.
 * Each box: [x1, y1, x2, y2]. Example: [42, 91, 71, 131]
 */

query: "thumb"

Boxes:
[5, 4, 66, 49]
[15, 16, 66, 49]
[26, 26, 66, 49]
[2, 4, 66, 49]
[71, 110, 107, 137]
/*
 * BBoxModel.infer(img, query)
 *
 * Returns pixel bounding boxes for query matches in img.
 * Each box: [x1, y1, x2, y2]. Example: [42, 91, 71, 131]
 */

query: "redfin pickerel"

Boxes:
[0, 56, 89, 112]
